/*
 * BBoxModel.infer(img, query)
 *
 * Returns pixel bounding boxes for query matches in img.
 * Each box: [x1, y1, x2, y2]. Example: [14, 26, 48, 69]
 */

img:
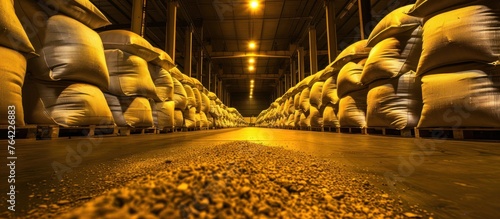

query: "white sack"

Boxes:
[0, 0, 36, 55]
[172, 77, 187, 110]
[174, 109, 184, 128]
[323, 103, 340, 128]
[337, 62, 367, 99]
[366, 71, 422, 129]
[309, 81, 324, 108]
[105, 49, 159, 100]
[37, 0, 111, 29]
[104, 94, 153, 128]
[338, 89, 368, 128]
[299, 88, 311, 113]
[99, 30, 159, 61]
[148, 64, 174, 101]
[23, 78, 114, 127]
[0, 47, 26, 126]
[153, 100, 175, 129]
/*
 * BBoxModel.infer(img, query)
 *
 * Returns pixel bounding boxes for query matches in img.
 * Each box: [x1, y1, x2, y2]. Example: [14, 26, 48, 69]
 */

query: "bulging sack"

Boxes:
[150, 47, 175, 70]
[418, 64, 500, 128]
[0, 47, 27, 126]
[331, 40, 371, 70]
[367, 5, 422, 47]
[299, 88, 311, 113]
[321, 77, 339, 106]
[153, 100, 175, 129]
[38, 0, 111, 29]
[366, 71, 422, 129]
[362, 27, 423, 84]
[105, 94, 153, 128]
[26, 15, 110, 90]
[0, 0, 36, 56]
[407, 0, 498, 18]
[309, 81, 324, 108]
[148, 64, 174, 101]
[338, 89, 368, 128]
[323, 103, 340, 128]
[105, 49, 159, 100]
[417, 5, 500, 76]
[337, 62, 366, 99]
[23, 78, 114, 127]
[100, 30, 159, 61]
[172, 77, 187, 110]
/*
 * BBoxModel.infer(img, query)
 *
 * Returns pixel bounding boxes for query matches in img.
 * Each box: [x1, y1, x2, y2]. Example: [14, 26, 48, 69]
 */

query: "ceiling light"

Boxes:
[248, 41, 256, 49]
[250, 95, 253, 98]
[250, 84, 254, 88]
[248, 65, 255, 71]
[251, 79, 254, 83]
[250, 1, 259, 9]
[249, 58, 255, 64]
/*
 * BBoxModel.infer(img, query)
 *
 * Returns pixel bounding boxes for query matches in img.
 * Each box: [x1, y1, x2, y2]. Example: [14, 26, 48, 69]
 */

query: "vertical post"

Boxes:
[208, 61, 212, 91]
[289, 58, 295, 86]
[308, 26, 318, 75]
[166, 0, 178, 63]
[184, 26, 193, 77]
[358, 0, 372, 40]
[297, 47, 305, 81]
[325, 0, 338, 63]
[131, 0, 146, 36]
[197, 48, 203, 81]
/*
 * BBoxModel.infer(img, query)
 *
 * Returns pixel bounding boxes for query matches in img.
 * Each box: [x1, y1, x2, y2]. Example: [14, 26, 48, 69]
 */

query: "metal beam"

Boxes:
[210, 51, 291, 59]
[325, 0, 338, 63]
[165, 0, 178, 63]
[309, 26, 318, 75]
[358, 0, 372, 40]
[184, 26, 193, 77]
[131, 0, 146, 36]
[298, 47, 305, 81]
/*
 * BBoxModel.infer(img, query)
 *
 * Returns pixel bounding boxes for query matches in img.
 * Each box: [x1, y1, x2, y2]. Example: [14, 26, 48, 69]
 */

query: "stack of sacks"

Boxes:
[285, 87, 297, 128]
[207, 92, 218, 128]
[148, 48, 175, 130]
[320, 64, 340, 128]
[200, 88, 211, 129]
[293, 88, 303, 128]
[328, 40, 371, 128]
[407, 1, 500, 128]
[181, 76, 198, 129]
[192, 78, 209, 128]
[0, 0, 36, 126]
[16, 0, 114, 127]
[99, 30, 161, 128]
[337, 62, 369, 128]
[169, 67, 188, 128]
[308, 72, 325, 128]
[361, 5, 424, 130]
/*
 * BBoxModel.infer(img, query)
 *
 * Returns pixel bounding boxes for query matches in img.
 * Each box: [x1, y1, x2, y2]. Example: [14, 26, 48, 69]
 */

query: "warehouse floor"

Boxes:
[1, 128, 499, 218]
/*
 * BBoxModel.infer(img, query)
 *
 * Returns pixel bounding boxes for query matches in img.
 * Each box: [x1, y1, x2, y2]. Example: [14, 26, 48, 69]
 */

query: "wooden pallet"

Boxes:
[415, 127, 500, 140]
[0, 125, 37, 139]
[37, 125, 119, 139]
[117, 127, 157, 136]
[339, 127, 367, 134]
[367, 127, 413, 137]
[310, 126, 323, 132]
[323, 126, 340, 133]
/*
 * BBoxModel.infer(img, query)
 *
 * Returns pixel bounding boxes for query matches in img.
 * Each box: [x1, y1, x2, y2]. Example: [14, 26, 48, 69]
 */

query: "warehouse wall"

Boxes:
[231, 92, 271, 117]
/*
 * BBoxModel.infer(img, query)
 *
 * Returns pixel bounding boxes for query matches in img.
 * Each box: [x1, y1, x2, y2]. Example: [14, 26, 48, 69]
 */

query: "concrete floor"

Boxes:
[1, 127, 499, 218]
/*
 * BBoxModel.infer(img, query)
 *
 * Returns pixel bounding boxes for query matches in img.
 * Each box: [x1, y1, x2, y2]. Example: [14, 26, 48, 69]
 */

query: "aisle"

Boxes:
[1, 128, 498, 218]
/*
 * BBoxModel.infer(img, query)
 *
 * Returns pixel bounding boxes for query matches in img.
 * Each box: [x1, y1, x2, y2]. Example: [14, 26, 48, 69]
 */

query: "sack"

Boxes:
[183, 84, 197, 108]
[321, 76, 339, 106]
[0, 0, 36, 56]
[153, 101, 175, 129]
[38, 0, 111, 29]
[172, 77, 187, 110]
[148, 64, 174, 101]
[99, 30, 159, 61]
[174, 109, 184, 127]
[0, 47, 26, 125]
[366, 71, 422, 129]
[23, 78, 114, 127]
[201, 92, 211, 113]
[105, 94, 153, 128]
[331, 40, 371, 70]
[337, 62, 366, 99]
[338, 89, 368, 128]
[183, 106, 197, 128]
[27, 15, 109, 89]
[193, 88, 202, 113]
[309, 106, 323, 128]
[418, 64, 500, 128]
[105, 49, 159, 100]
[407, 0, 498, 18]
[417, 5, 500, 76]
[323, 103, 340, 128]
[309, 81, 324, 108]
[299, 87, 311, 113]
[362, 27, 423, 84]
[150, 47, 174, 70]
[367, 5, 422, 47]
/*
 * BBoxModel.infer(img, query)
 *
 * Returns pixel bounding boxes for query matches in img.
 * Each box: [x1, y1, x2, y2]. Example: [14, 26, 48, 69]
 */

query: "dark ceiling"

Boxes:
[90, 0, 415, 96]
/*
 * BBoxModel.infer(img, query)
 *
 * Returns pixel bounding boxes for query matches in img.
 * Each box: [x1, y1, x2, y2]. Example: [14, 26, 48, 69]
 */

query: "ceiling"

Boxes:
[90, 0, 416, 96]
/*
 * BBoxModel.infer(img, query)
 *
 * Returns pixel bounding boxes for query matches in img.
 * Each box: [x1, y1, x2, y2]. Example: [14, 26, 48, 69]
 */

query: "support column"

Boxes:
[358, 0, 372, 40]
[308, 26, 318, 75]
[325, 0, 338, 63]
[197, 48, 203, 81]
[131, 0, 146, 36]
[297, 47, 305, 81]
[165, 0, 178, 63]
[184, 26, 193, 77]
[208, 62, 212, 91]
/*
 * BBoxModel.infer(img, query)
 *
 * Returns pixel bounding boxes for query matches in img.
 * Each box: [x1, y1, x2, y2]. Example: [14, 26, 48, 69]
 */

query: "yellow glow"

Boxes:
[248, 41, 256, 49]
[251, 79, 254, 83]
[250, 1, 259, 9]
[250, 95, 253, 98]
[248, 65, 255, 71]
[249, 58, 255, 64]
[250, 84, 254, 88]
